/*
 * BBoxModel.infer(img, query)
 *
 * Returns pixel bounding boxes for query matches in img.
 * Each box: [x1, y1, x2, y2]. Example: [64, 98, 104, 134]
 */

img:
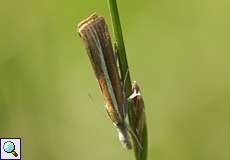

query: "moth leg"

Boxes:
[116, 123, 132, 149]
[121, 68, 130, 118]
[114, 42, 130, 86]
[114, 42, 130, 118]
[127, 125, 143, 150]
[123, 68, 129, 89]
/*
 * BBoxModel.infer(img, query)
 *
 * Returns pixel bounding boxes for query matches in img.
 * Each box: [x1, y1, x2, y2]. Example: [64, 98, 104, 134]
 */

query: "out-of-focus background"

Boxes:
[0, 0, 230, 159]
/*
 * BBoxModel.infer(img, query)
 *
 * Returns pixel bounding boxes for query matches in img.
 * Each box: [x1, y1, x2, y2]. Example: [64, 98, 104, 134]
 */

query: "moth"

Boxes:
[129, 81, 146, 154]
[77, 13, 132, 149]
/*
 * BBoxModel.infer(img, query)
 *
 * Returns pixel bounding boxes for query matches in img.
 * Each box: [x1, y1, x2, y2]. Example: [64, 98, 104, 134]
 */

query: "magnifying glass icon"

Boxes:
[3, 141, 18, 157]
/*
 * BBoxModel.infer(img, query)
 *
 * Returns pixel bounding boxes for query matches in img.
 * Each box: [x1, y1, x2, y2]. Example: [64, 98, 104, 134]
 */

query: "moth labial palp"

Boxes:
[78, 13, 132, 149]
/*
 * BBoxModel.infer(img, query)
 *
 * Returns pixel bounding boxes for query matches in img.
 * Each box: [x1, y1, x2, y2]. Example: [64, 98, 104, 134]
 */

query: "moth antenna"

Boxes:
[121, 68, 130, 118]
[88, 93, 95, 104]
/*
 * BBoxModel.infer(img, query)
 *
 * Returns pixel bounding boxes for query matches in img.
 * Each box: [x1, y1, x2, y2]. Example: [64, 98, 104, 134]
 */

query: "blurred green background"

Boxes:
[0, 0, 230, 159]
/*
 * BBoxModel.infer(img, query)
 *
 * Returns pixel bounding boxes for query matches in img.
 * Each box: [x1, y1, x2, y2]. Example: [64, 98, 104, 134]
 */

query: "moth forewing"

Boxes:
[78, 13, 131, 149]
[96, 22, 126, 120]
[78, 14, 121, 122]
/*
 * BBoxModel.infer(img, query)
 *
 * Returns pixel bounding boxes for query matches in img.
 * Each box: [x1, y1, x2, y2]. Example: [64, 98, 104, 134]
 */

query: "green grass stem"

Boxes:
[107, 1, 148, 160]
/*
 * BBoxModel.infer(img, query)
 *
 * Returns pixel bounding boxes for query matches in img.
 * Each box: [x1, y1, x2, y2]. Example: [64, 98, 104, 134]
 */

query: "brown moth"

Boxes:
[77, 13, 131, 149]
